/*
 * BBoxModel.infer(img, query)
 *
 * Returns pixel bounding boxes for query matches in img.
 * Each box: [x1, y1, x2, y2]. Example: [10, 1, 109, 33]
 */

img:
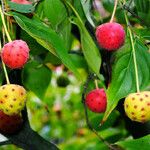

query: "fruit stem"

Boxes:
[94, 79, 99, 89]
[0, 39, 10, 84]
[0, 6, 12, 42]
[2, 60, 10, 84]
[110, 0, 118, 23]
[123, 6, 140, 92]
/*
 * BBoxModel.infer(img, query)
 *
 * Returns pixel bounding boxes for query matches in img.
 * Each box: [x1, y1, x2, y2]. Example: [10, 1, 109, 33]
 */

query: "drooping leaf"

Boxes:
[102, 38, 150, 123]
[57, 18, 72, 51]
[44, 0, 72, 51]
[12, 12, 80, 79]
[73, 0, 86, 23]
[22, 61, 52, 99]
[73, 18, 101, 78]
[20, 30, 47, 56]
[80, 0, 95, 27]
[117, 134, 150, 150]
[44, 0, 67, 28]
[62, 1, 101, 78]
[8, 1, 35, 13]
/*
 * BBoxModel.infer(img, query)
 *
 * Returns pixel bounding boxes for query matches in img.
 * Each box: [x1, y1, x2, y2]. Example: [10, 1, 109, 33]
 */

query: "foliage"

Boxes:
[0, 0, 150, 150]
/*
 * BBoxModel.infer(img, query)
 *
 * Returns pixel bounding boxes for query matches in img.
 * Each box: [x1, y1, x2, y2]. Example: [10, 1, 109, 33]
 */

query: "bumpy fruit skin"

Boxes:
[1, 40, 30, 69]
[11, 0, 32, 4]
[96, 22, 125, 51]
[85, 88, 107, 113]
[124, 91, 150, 123]
[0, 84, 27, 115]
[0, 111, 23, 134]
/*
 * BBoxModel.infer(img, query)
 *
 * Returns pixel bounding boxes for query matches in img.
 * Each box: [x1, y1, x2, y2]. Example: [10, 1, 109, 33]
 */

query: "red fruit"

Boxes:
[11, 0, 32, 4]
[1, 40, 30, 69]
[0, 111, 23, 134]
[85, 88, 107, 113]
[96, 22, 125, 51]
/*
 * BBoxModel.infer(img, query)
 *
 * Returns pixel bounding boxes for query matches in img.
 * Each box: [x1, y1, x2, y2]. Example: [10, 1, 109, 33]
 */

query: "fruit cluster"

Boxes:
[86, 20, 150, 124]
[85, 22, 126, 114]
[0, 40, 29, 134]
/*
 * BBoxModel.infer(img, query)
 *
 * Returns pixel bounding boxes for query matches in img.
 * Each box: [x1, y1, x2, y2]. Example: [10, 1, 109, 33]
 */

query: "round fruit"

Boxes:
[96, 22, 125, 51]
[11, 0, 32, 4]
[85, 88, 107, 113]
[124, 91, 150, 123]
[0, 111, 23, 134]
[0, 84, 27, 115]
[1, 40, 30, 69]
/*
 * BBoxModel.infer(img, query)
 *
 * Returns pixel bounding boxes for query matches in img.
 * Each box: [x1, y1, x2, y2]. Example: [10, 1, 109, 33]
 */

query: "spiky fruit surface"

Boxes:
[85, 88, 107, 113]
[0, 84, 27, 115]
[96, 22, 125, 51]
[124, 91, 150, 123]
[0, 111, 23, 134]
[1, 40, 30, 69]
[11, 0, 32, 4]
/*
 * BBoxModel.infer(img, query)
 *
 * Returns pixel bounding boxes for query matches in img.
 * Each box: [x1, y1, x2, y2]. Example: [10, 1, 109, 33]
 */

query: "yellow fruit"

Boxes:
[124, 91, 150, 123]
[0, 84, 27, 115]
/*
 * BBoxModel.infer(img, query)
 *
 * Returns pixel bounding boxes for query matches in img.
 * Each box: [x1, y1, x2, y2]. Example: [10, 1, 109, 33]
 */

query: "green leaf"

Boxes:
[20, 30, 47, 56]
[8, 1, 35, 13]
[69, 54, 88, 69]
[57, 18, 72, 51]
[73, 0, 86, 23]
[102, 38, 150, 122]
[44, 0, 67, 28]
[80, 0, 95, 27]
[134, 28, 150, 41]
[134, 0, 150, 26]
[44, 0, 72, 51]
[12, 12, 80, 79]
[117, 134, 150, 150]
[74, 18, 101, 78]
[22, 61, 52, 99]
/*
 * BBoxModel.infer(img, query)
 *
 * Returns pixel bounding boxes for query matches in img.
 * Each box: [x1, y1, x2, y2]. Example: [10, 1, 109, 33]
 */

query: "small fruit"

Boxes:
[85, 88, 107, 113]
[96, 22, 125, 51]
[124, 91, 150, 123]
[11, 0, 32, 4]
[0, 84, 27, 115]
[1, 40, 30, 69]
[0, 111, 23, 134]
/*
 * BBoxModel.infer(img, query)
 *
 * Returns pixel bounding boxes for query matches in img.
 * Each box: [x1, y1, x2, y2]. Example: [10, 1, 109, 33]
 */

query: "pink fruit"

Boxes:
[85, 88, 107, 113]
[1, 40, 30, 69]
[96, 22, 125, 51]
[11, 0, 32, 4]
[0, 111, 23, 134]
